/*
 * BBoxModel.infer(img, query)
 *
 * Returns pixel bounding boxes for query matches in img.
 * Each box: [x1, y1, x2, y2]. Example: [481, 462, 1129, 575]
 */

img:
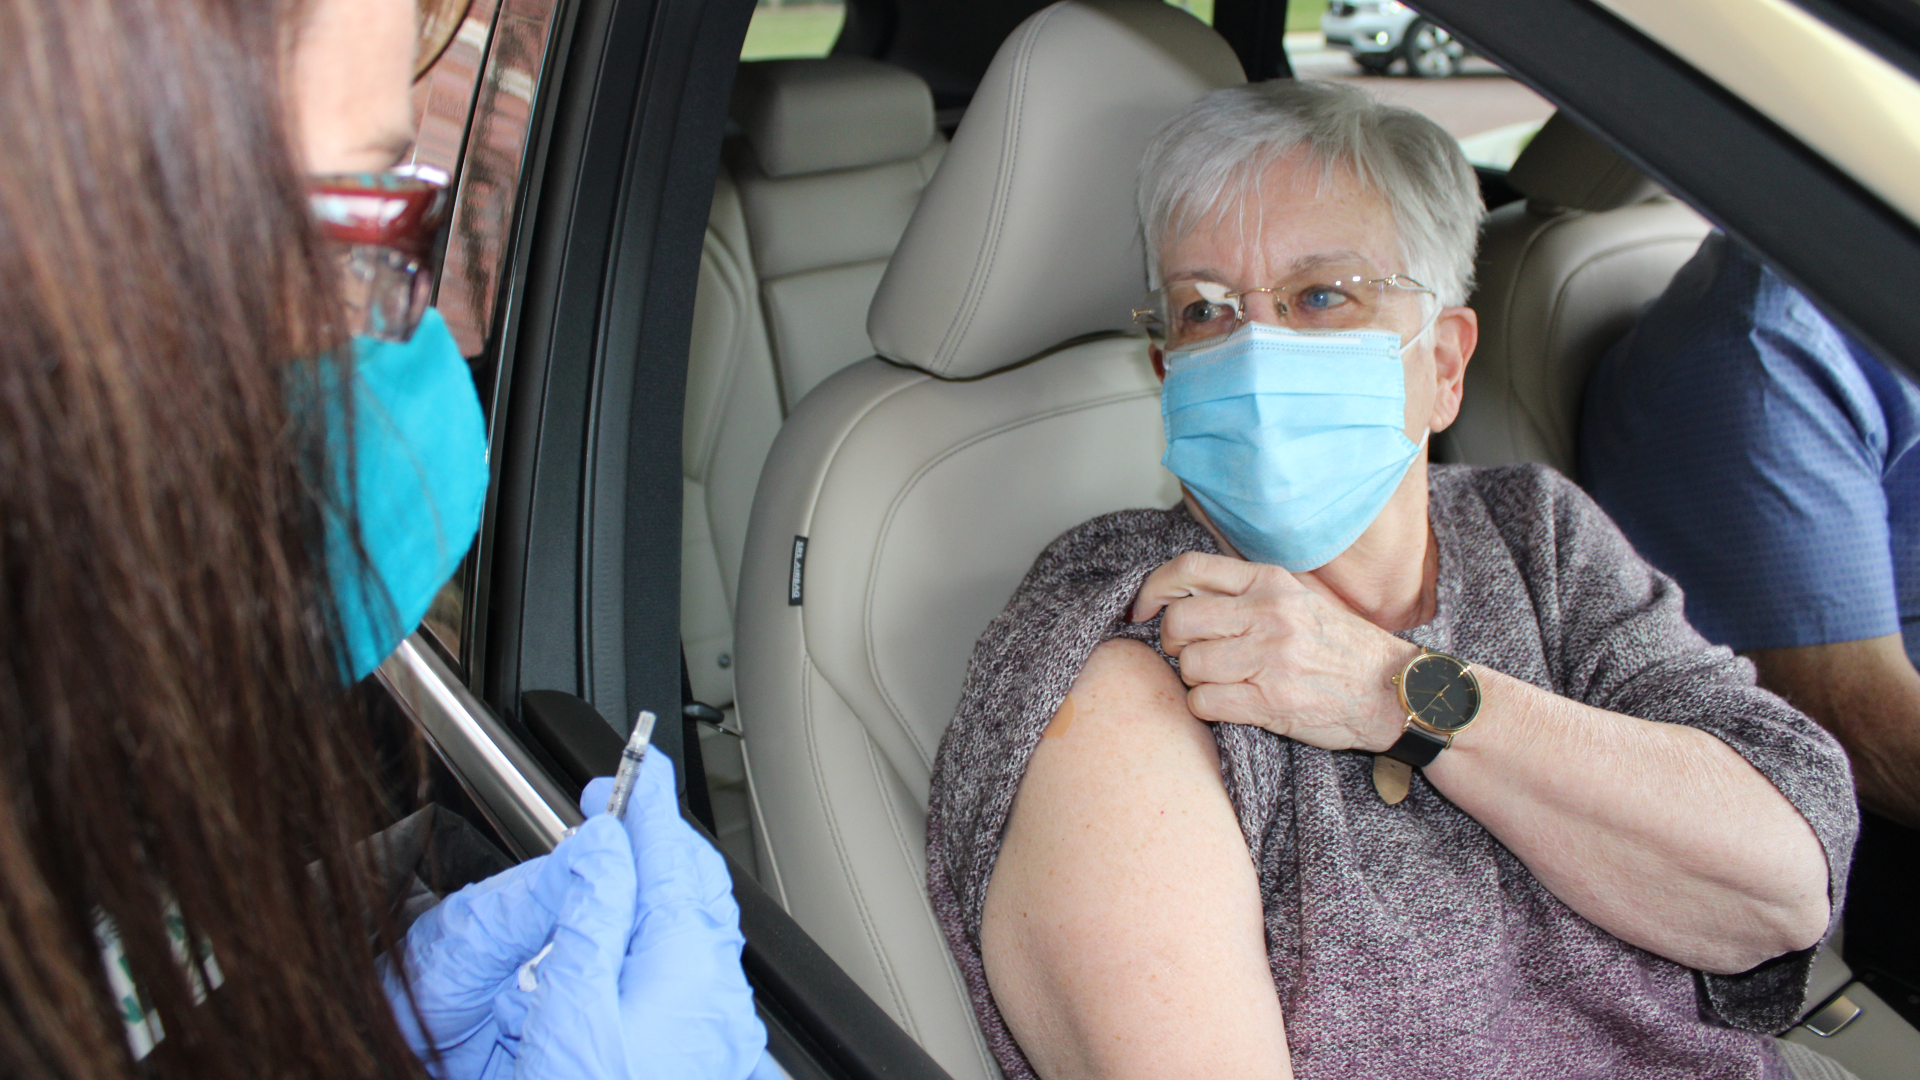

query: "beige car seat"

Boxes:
[682, 59, 947, 869]
[1443, 111, 1711, 473]
[728, 57, 948, 412]
[729, 3, 1242, 1076]
[683, 56, 946, 715]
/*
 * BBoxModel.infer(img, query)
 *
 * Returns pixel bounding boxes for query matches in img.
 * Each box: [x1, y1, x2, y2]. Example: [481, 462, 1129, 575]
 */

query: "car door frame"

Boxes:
[379, 0, 961, 1074]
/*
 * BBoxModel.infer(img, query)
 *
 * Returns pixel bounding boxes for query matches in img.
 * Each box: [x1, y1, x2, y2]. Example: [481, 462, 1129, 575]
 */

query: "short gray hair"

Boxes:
[1137, 80, 1484, 307]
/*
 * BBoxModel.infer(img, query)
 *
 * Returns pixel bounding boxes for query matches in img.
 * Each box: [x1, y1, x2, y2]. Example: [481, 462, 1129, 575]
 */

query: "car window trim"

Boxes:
[1592, 0, 1920, 236]
[376, 633, 574, 859]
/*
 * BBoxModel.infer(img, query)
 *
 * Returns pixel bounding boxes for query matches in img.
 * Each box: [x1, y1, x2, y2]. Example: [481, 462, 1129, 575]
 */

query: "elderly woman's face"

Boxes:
[1155, 150, 1476, 442]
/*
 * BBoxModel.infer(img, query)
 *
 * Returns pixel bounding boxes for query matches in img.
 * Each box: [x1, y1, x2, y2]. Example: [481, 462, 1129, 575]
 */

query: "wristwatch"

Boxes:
[1383, 647, 1483, 768]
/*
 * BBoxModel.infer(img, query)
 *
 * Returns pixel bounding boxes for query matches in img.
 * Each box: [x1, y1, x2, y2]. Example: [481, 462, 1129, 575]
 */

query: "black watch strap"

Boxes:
[1383, 726, 1447, 768]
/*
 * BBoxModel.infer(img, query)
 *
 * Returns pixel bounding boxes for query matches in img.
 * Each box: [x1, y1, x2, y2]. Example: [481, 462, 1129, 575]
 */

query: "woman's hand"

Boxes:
[385, 752, 769, 1080]
[493, 755, 769, 1080]
[1130, 551, 1419, 751]
[381, 826, 605, 1080]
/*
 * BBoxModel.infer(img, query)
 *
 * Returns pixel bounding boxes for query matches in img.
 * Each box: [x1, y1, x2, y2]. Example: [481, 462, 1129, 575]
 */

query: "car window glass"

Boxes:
[408, 0, 565, 669]
[1290, 1, 1551, 170]
[742, 0, 848, 59]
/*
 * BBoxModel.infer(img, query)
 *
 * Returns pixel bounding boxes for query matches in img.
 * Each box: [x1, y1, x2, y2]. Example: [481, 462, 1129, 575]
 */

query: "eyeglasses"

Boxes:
[1133, 266, 1435, 349]
[308, 166, 450, 342]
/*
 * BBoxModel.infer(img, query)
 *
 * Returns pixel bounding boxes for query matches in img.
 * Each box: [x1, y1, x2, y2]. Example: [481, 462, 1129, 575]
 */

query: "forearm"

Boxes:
[1133, 549, 1834, 973]
[1748, 635, 1920, 830]
[1846, 728, 1920, 829]
[1424, 666, 1830, 973]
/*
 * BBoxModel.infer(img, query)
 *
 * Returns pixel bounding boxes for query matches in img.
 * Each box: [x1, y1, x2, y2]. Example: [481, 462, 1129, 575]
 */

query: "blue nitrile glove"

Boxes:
[492, 753, 767, 1080]
[380, 827, 620, 1080]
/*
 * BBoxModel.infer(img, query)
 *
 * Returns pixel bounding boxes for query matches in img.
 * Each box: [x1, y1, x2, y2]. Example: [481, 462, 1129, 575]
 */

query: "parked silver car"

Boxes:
[1321, 0, 1467, 77]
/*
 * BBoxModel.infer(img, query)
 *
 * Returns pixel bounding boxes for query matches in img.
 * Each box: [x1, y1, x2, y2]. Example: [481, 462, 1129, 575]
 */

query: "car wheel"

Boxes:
[1405, 19, 1464, 78]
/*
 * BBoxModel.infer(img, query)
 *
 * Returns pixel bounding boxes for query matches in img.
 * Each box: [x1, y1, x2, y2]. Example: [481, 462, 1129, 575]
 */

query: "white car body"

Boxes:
[1321, 0, 1467, 76]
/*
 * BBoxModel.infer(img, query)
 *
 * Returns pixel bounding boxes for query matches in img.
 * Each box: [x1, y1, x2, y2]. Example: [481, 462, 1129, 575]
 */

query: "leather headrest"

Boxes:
[1507, 111, 1662, 212]
[868, 0, 1243, 380]
[732, 57, 936, 178]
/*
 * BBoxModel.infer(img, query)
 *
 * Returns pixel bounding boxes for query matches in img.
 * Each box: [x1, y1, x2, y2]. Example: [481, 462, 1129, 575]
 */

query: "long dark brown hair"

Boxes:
[0, 1, 428, 1078]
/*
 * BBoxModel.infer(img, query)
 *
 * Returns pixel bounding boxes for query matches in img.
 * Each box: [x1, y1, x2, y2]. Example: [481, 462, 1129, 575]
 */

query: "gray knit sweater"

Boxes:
[926, 463, 1857, 1080]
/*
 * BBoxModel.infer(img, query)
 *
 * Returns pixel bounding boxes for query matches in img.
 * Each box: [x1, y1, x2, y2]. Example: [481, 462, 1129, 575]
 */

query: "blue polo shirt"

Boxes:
[1580, 233, 1920, 667]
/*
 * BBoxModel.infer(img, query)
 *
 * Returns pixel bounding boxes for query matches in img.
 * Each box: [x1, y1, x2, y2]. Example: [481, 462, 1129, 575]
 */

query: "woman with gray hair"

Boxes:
[925, 81, 1854, 1079]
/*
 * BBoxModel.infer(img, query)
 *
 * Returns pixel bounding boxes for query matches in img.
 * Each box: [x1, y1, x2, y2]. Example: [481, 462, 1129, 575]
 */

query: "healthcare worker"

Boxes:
[0, 0, 768, 1078]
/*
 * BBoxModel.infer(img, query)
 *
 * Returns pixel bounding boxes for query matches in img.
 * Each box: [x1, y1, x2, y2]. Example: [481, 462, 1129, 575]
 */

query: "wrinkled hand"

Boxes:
[380, 833, 593, 1080]
[492, 753, 767, 1080]
[1130, 551, 1417, 750]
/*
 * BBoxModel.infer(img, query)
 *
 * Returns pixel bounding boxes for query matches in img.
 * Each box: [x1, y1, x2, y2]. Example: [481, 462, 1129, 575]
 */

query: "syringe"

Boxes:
[603, 709, 656, 821]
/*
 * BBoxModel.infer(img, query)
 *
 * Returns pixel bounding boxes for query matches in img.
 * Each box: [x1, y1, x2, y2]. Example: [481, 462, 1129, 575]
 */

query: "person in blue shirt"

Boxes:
[1581, 231, 1920, 997]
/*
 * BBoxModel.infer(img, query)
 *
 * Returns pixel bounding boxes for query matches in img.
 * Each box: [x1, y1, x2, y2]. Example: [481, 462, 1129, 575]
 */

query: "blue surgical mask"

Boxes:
[1161, 321, 1424, 571]
[323, 308, 489, 680]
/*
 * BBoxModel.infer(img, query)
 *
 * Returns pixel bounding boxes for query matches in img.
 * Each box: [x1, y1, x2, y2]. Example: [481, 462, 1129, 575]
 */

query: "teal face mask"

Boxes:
[1160, 321, 1424, 571]
[325, 308, 488, 680]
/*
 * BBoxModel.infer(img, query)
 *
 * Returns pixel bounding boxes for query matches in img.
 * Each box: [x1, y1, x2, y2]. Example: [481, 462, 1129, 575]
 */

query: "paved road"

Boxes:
[1286, 35, 1554, 142]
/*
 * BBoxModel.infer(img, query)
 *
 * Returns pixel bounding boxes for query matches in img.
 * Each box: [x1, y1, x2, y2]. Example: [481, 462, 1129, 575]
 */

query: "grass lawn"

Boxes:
[742, 5, 847, 60]
[1163, 0, 1214, 23]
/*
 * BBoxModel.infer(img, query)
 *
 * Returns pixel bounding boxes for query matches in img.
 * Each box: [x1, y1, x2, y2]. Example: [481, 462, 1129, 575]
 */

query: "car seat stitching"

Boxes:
[690, 238, 746, 475]
[730, 178, 798, 414]
[759, 260, 894, 409]
[933, 5, 1058, 374]
[709, 243, 760, 468]
[861, 381, 1164, 766]
[858, 373, 1164, 772]
[940, 46, 1028, 371]
[788, 357, 1106, 791]
[762, 363, 930, 570]
[861, 735, 998, 1080]
[747, 367, 951, 1034]
[1494, 212, 1564, 462]
[704, 179, 767, 451]
[931, 16, 1036, 369]
[737, 737, 791, 911]
[683, 206, 765, 656]
[1532, 227, 1710, 465]
[801, 654, 920, 1034]
[760, 255, 892, 286]
[758, 282, 807, 412]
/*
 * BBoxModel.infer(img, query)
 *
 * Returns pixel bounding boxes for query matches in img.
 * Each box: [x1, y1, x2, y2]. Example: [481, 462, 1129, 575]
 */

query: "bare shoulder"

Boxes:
[1039, 637, 1208, 752]
[1076, 637, 1184, 693]
[987, 643, 1283, 1080]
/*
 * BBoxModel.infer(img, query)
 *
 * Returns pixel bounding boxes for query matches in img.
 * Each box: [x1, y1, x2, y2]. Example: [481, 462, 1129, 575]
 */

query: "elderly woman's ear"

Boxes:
[1422, 305, 1479, 433]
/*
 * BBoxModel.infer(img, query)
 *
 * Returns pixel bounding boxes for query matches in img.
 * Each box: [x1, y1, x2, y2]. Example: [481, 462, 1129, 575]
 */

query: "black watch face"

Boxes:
[1402, 654, 1480, 733]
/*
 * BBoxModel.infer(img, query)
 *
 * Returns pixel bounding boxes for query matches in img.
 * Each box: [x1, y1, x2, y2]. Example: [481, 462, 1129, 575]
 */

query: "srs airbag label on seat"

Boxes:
[789, 536, 808, 606]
